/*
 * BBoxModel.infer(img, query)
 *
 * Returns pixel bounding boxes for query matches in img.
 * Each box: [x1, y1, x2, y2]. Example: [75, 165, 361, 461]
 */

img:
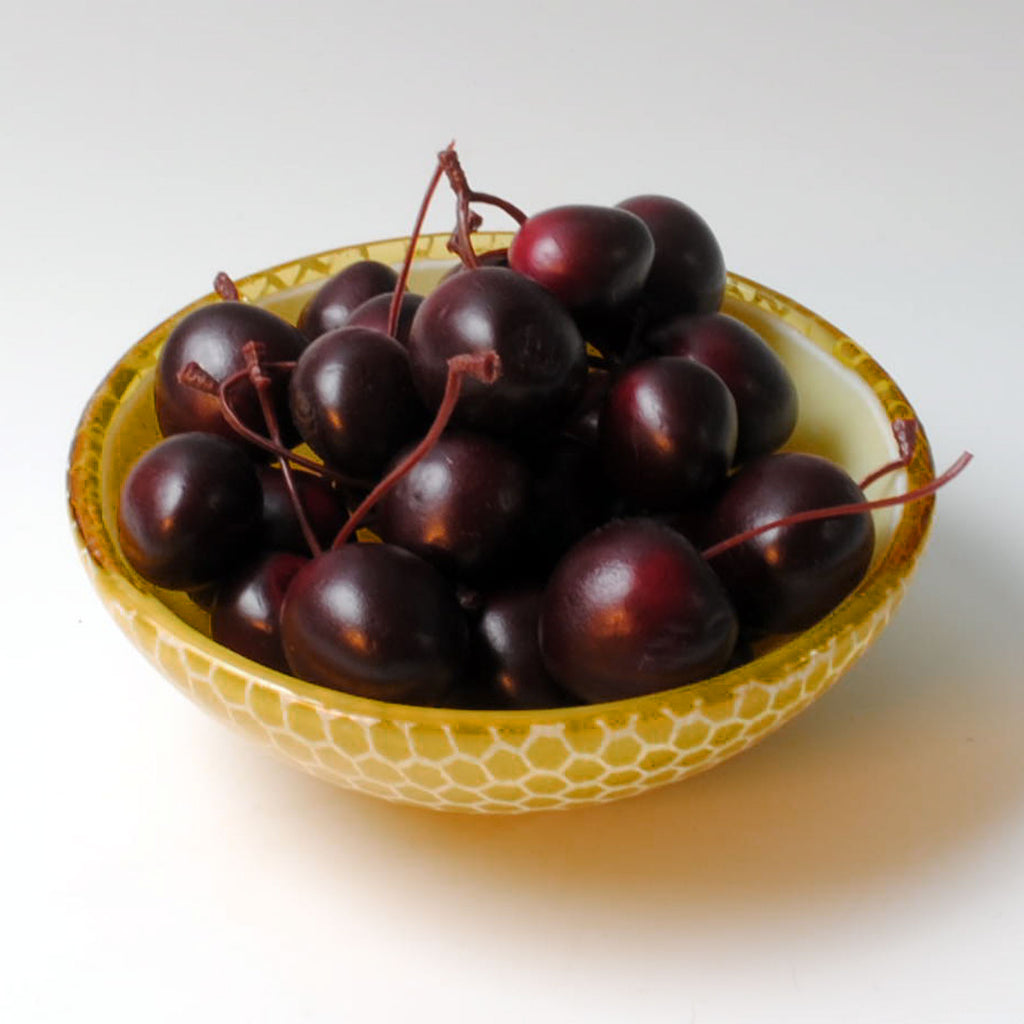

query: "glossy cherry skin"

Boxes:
[374, 433, 531, 582]
[459, 589, 573, 710]
[289, 326, 425, 479]
[600, 357, 737, 512]
[346, 292, 424, 346]
[539, 519, 738, 703]
[117, 432, 263, 591]
[649, 312, 798, 463]
[408, 267, 587, 440]
[155, 301, 306, 447]
[508, 204, 655, 313]
[297, 260, 398, 341]
[258, 466, 349, 555]
[617, 195, 726, 321]
[280, 543, 468, 704]
[704, 453, 875, 633]
[211, 551, 308, 673]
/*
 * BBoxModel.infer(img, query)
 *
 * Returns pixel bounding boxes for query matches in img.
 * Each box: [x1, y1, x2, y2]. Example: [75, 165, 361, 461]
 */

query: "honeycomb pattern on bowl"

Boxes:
[77, 544, 903, 813]
[68, 233, 935, 814]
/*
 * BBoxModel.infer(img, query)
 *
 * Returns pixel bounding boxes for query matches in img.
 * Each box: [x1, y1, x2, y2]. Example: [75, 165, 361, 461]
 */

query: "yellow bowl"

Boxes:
[67, 232, 935, 814]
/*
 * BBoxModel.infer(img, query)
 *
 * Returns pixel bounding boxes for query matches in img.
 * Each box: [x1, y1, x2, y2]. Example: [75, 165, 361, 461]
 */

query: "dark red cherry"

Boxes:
[462, 589, 574, 710]
[617, 194, 726, 321]
[297, 260, 398, 341]
[258, 466, 350, 555]
[508, 204, 655, 313]
[280, 543, 468, 704]
[704, 453, 875, 633]
[155, 301, 306, 446]
[211, 551, 308, 673]
[288, 326, 425, 479]
[539, 519, 738, 703]
[374, 432, 531, 582]
[600, 357, 737, 512]
[117, 432, 262, 591]
[407, 267, 587, 440]
[346, 291, 424, 346]
[649, 313, 798, 463]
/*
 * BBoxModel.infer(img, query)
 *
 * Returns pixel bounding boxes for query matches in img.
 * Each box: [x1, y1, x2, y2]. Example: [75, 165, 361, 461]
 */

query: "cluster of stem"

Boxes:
[179, 347, 503, 559]
[438, 143, 526, 270]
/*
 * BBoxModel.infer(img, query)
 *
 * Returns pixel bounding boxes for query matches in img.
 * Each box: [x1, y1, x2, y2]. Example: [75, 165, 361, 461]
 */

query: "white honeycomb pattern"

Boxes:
[83, 543, 902, 814]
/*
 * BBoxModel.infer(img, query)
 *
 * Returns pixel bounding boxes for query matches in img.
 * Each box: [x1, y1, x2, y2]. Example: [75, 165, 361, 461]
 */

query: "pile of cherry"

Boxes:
[117, 144, 967, 709]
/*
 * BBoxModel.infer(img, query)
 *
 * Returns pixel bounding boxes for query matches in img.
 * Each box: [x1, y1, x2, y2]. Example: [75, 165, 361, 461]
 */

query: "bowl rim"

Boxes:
[67, 232, 936, 728]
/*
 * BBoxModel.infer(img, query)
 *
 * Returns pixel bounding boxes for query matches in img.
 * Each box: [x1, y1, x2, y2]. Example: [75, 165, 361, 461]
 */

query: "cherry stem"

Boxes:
[213, 272, 240, 302]
[176, 361, 372, 488]
[438, 146, 527, 225]
[331, 351, 502, 550]
[218, 371, 370, 487]
[387, 146, 450, 339]
[701, 450, 973, 562]
[438, 144, 526, 269]
[241, 342, 322, 558]
[859, 418, 920, 490]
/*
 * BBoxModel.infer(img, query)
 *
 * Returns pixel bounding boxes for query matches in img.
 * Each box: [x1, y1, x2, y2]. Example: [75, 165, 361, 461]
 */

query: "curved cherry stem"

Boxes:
[387, 146, 450, 339]
[241, 342, 322, 558]
[213, 272, 241, 302]
[438, 144, 526, 269]
[449, 203, 481, 270]
[701, 450, 972, 562]
[859, 418, 919, 490]
[178, 361, 372, 489]
[438, 147, 527, 225]
[331, 351, 502, 550]
[469, 191, 528, 226]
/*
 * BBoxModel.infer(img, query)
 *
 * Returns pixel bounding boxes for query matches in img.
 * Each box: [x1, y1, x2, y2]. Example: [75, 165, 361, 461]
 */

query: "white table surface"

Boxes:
[3, 2, 1022, 1021]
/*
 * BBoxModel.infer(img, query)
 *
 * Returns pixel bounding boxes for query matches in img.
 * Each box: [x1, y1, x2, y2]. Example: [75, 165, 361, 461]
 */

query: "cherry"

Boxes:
[703, 452, 875, 633]
[288, 326, 426, 480]
[600, 357, 738, 512]
[407, 267, 587, 440]
[617, 194, 726, 321]
[345, 291, 424, 346]
[648, 312, 798, 463]
[280, 543, 468, 704]
[461, 588, 574, 710]
[539, 518, 738, 703]
[258, 466, 350, 556]
[211, 551, 308, 673]
[508, 204, 655, 314]
[155, 297, 306, 447]
[117, 432, 263, 591]
[297, 260, 398, 341]
[374, 432, 531, 582]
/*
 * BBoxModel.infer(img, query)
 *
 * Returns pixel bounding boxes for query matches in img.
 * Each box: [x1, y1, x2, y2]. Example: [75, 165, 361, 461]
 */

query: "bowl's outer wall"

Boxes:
[68, 233, 935, 814]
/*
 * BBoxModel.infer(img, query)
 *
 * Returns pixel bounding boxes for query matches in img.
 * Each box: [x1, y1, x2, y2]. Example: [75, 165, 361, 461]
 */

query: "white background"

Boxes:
[3, 1, 1023, 1021]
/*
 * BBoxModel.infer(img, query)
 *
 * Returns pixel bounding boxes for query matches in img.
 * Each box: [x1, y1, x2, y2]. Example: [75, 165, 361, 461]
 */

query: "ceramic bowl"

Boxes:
[67, 231, 935, 814]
